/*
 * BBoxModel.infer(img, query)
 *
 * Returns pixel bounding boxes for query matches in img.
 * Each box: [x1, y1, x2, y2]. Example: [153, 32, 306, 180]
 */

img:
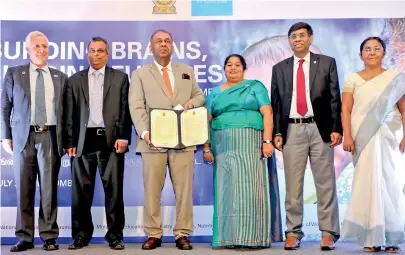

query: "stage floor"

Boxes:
[2, 242, 403, 255]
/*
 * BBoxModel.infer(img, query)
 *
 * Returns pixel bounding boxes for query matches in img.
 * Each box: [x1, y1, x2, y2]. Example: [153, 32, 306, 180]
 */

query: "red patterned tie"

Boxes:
[296, 59, 308, 116]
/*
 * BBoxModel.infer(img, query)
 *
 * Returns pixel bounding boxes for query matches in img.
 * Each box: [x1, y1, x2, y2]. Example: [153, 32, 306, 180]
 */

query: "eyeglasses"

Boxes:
[289, 33, 309, 40]
[363, 46, 382, 54]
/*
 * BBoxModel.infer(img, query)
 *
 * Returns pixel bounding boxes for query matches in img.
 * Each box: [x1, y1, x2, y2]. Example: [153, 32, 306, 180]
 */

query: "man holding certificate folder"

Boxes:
[128, 29, 205, 250]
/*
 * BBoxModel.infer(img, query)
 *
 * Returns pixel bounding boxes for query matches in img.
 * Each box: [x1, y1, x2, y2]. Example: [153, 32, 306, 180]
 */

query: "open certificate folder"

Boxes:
[149, 106, 210, 149]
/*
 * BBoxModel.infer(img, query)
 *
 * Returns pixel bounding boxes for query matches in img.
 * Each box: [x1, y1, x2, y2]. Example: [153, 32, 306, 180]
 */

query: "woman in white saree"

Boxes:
[341, 37, 405, 253]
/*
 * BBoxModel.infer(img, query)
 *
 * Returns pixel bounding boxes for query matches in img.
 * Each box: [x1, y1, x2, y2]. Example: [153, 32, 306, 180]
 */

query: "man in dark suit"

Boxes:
[64, 36, 132, 250]
[1, 31, 67, 252]
[271, 22, 343, 251]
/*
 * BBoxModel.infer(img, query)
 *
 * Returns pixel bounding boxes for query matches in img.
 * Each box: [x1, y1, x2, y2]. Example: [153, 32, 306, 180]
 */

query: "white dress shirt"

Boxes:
[30, 63, 57, 125]
[87, 65, 106, 127]
[289, 52, 314, 118]
[141, 61, 176, 140]
[87, 65, 128, 144]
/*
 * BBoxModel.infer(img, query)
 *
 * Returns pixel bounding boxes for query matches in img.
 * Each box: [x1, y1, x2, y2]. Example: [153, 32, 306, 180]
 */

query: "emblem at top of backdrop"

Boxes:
[152, 0, 176, 14]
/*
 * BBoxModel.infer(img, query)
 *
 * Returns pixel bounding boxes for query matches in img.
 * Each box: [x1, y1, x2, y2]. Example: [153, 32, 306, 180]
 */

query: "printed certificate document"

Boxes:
[149, 107, 209, 149]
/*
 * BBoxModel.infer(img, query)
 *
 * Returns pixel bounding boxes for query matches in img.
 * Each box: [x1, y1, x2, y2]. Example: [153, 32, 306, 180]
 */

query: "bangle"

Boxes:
[203, 150, 211, 153]
[263, 140, 272, 144]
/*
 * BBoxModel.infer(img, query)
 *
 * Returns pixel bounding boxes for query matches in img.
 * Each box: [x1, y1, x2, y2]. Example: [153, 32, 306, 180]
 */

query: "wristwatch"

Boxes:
[203, 149, 211, 153]
[263, 140, 272, 144]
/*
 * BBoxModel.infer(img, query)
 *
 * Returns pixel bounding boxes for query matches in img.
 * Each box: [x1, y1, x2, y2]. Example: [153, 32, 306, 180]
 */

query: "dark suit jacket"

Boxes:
[1, 64, 67, 155]
[271, 52, 342, 144]
[64, 66, 132, 157]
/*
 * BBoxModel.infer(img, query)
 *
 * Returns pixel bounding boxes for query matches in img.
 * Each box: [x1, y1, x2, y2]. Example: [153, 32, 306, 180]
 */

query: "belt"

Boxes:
[30, 125, 55, 132]
[86, 127, 105, 136]
[288, 117, 315, 124]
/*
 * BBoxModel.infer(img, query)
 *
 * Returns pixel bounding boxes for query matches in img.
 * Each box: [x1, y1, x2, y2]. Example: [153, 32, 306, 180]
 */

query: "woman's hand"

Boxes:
[399, 138, 405, 153]
[343, 136, 355, 155]
[203, 151, 214, 164]
[262, 143, 274, 158]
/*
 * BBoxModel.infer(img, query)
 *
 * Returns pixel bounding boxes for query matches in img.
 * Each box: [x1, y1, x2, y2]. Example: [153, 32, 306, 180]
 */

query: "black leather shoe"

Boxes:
[142, 237, 162, 250]
[10, 241, 34, 252]
[175, 236, 193, 250]
[68, 237, 88, 250]
[109, 239, 125, 250]
[43, 239, 59, 251]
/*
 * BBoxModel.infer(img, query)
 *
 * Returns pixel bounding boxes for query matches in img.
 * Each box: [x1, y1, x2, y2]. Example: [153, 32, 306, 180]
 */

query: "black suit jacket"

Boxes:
[271, 52, 342, 144]
[1, 64, 67, 155]
[64, 66, 132, 157]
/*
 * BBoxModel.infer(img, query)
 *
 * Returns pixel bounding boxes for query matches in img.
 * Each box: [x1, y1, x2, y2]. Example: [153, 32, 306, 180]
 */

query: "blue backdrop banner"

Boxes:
[1, 18, 405, 243]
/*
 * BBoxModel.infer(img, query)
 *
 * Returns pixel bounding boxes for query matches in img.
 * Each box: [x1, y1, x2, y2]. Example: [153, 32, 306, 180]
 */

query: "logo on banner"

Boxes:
[152, 0, 176, 14]
[191, 0, 233, 16]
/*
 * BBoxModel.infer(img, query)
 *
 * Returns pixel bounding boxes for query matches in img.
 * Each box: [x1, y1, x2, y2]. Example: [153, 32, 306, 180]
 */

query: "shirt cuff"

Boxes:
[117, 139, 128, 144]
[275, 133, 282, 136]
[141, 131, 149, 140]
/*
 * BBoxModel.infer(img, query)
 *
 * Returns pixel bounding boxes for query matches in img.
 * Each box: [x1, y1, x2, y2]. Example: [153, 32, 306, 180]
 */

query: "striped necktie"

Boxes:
[90, 70, 104, 126]
[35, 68, 47, 125]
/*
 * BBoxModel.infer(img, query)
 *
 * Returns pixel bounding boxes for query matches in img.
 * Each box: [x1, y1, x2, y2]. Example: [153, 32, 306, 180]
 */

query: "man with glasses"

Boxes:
[64, 36, 132, 250]
[271, 22, 343, 251]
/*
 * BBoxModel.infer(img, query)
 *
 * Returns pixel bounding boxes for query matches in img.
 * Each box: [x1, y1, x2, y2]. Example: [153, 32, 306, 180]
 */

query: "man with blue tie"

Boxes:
[1, 31, 67, 252]
[64, 36, 132, 250]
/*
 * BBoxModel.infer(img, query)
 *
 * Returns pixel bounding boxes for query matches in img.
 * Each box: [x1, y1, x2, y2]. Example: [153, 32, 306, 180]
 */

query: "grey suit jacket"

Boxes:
[129, 62, 205, 153]
[64, 66, 132, 157]
[0, 64, 67, 155]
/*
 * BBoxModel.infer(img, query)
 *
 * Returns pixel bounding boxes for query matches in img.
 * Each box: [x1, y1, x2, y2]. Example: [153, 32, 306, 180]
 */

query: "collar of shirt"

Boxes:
[154, 60, 172, 72]
[30, 62, 50, 73]
[293, 52, 310, 64]
[89, 65, 106, 76]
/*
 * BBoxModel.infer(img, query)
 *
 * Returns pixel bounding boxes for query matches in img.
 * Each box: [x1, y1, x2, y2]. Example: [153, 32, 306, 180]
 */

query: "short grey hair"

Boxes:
[87, 36, 110, 54]
[150, 29, 173, 42]
[25, 31, 49, 48]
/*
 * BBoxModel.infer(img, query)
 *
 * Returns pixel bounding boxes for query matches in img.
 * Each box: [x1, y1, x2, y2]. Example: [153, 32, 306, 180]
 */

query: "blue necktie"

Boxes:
[35, 68, 47, 125]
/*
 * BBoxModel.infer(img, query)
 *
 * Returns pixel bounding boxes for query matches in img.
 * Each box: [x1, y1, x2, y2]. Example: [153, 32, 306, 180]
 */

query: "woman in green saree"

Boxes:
[203, 54, 275, 249]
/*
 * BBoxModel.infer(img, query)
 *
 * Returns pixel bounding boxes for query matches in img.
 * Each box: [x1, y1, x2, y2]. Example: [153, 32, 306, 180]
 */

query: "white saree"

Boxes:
[341, 70, 405, 247]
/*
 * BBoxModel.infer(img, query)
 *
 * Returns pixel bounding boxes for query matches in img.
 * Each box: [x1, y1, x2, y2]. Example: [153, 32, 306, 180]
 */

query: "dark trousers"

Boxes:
[71, 128, 125, 242]
[14, 127, 60, 242]
[267, 154, 283, 242]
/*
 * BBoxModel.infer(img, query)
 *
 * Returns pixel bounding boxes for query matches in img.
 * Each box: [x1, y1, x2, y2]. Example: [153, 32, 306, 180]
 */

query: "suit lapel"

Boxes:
[20, 64, 31, 98]
[49, 68, 61, 113]
[103, 66, 113, 100]
[149, 64, 172, 100]
[309, 52, 320, 96]
[80, 69, 90, 103]
[172, 63, 183, 101]
[284, 57, 294, 99]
